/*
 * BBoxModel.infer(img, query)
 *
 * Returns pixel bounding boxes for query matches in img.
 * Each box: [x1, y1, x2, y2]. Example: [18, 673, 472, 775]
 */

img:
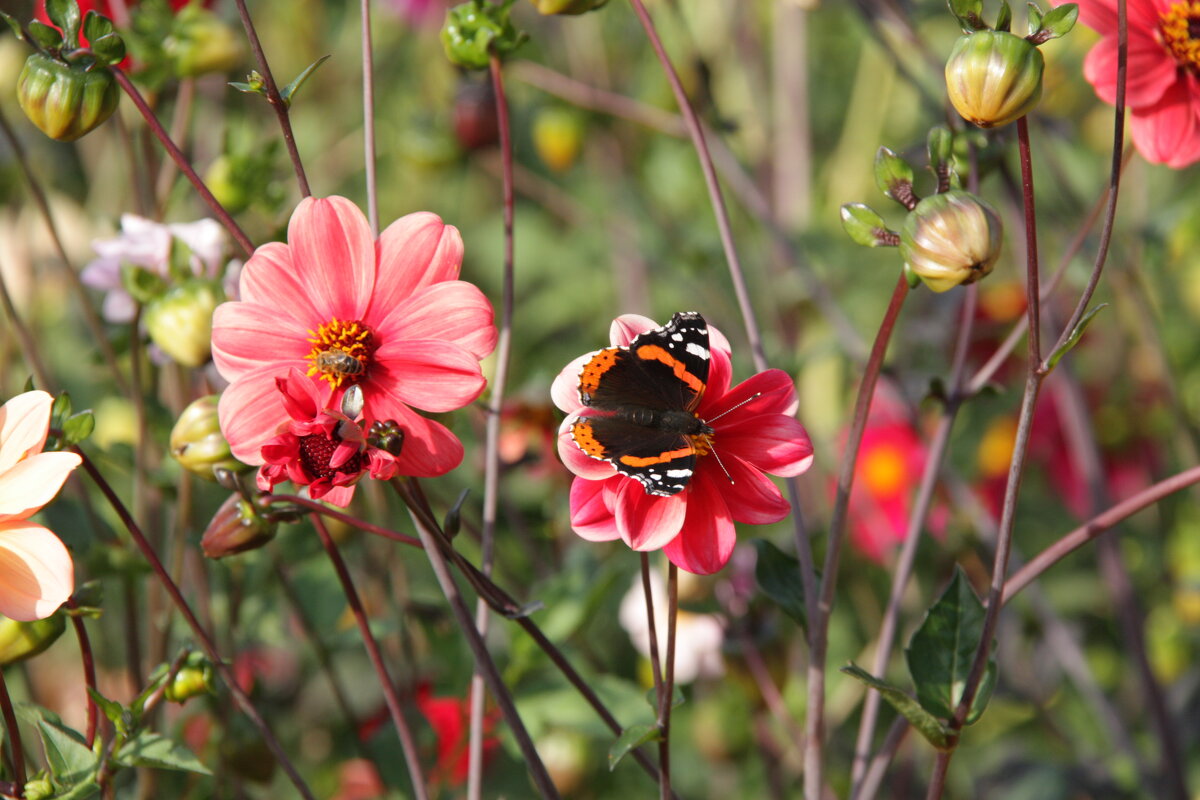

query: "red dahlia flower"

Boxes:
[1070, 0, 1200, 166]
[552, 314, 814, 575]
[212, 196, 496, 478]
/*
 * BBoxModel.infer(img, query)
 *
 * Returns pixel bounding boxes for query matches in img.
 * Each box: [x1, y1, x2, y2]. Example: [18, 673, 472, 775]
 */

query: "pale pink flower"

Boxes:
[618, 571, 725, 683]
[212, 196, 496, 478]
[0, 391, 81, 620]
[1069, 0, 1200, 167]
[552, 315, 814, 575]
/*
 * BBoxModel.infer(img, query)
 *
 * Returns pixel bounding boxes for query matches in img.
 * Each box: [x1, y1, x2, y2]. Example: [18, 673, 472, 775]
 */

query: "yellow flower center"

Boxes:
[306, 318, 373, 390]
[1160, 2, 1200, 69]
[861, 446, 907, 498]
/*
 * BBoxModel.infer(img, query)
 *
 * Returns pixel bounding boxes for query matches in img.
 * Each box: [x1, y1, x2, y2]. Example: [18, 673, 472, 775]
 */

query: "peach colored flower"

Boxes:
[1070, 0, 1200, 166]
[212, 196, 496, 478]
[552, 315, 814, 575]
[0, 391, 80, 621]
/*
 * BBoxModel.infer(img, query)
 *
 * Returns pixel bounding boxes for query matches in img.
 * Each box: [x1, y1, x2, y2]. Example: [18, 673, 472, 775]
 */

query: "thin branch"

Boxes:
[361, 0, 378, 233]
[657, 564, 678, 800]
[66, 598, 99, 748]
[0, 663, 27, 797]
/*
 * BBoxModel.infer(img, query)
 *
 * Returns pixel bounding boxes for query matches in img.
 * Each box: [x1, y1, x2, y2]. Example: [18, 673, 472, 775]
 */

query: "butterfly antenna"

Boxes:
[707, 437, 735, 486]
[706, 392, 762, 424]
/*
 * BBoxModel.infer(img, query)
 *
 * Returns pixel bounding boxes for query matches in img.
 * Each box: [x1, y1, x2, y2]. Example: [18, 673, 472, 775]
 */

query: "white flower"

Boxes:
[618, 571, 725, 684]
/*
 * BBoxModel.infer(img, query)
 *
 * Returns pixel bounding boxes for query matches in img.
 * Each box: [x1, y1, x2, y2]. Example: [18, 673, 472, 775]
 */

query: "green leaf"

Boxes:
[1037, 3, 1078, 39]
[115, 731, 212, 775]
[441, 0, 528, 70]
[840, 663, 953, 750]
[1046, 303, 1107, 371]
[62, 411, 95, 446]
[1, 11, 26, 41]
[839, 203, 897, 248]
[995, 0, 1012, 31]
[946, 0, 985, 31]
[874, 146, 916, 207]
[45, 0, 81, 48]
[1027, 2, 1044, 36]
[644, 685, 684, 711]
[279, 54, 331, 109]
[86, 689, 131, 738]
[52, 779, 101, 800]
[81, 10, 113, 43]
[905, 567, 996, 724]
[607, 723, 661, 771]
[752, 539, 809, 629]
[89, 33, 125, 65]
[28, 20, 64, 50]
[18, 707, 97, 785]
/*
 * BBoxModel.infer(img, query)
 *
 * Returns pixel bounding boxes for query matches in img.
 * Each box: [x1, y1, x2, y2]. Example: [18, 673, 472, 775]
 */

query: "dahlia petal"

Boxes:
[719, 415, 814, 477]
[319, 485, 356, 507]
[219, 369, 295, 464]
[1069, 0, 1162, 37]
[288, 197, 376, 320]
[0, 452, 81, 523]
[551, 353, 594, 415]
[609, 314, 657, 345]
[369, 212, 464, 317]
[211, 302, 313, 380]
[716, 456, 791, 525]
[236, 241, 322, 323]
[360, 391, 464, 477]
[277, 368, 325, 421]
[663, 472, 736, 575]
[705, 369, 797, 420]
[615, 479, 686, 551]
[704, 346, 733, 403]
[0, 391, 52, 474]
[1082, 33, 1177, 108]
[569, 476, 621, 542]
[1129, 79, 1200, 167]
[557, 419, 619, 480]
[371, 340, 487, 412]
[0, 522, 73, 621]
[374, 281, 497, 360]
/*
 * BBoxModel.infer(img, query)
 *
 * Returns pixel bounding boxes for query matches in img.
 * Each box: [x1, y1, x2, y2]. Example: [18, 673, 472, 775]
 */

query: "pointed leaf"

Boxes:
[644, 685, 685, 711]
[279, 55, 331, 108]
[45, 0, 81, 47]
[874, 146, 916, 207]
[89, 33, 125, 66]
[1027, 3, 1044, 36]
[927, 126, 955, 192]
[86, 689, 131, 738]
[995, 0, 1012, 31]
[81, 10, 112, 43]
[28, 20, 64, 51]
[1, 11, 26, 41]
[63, 411, 95, 446]
[114, 731, 212, 775]
[905, 567, 996, 723]
[947, 0, 986, 31]
[840, 203, 897, 248]
[607, 724, 661, 771]
[840, 664, 953, 750]
[1046, 303, 1108, 371]
[1037, 3, 1077, 39]
[51, 779, 101, 800]
[753, 539, 809, 629]
[18, 707, 97, 785]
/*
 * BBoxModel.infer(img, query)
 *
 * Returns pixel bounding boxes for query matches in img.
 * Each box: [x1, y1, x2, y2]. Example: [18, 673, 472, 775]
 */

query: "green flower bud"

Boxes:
[16, 53, 118, 142]
[164, 5, 243, 78]
[143, 279, 219, 367]
[164, 656, 216, 703]
[945, 30, 1044, 129]
[529, 0, 608, 15]
[900, 190, 1002, 293]
[171, 395, 245, 480]
[24, 774, 54, 800]
[201, 493, 277, 559]
[0, 614, 66, 666]
[441, 0, 527, 70]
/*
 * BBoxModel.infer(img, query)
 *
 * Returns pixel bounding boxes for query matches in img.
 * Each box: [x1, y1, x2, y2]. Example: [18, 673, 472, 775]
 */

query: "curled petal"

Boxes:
[557, 418, 618, 480]
[615, 480, 686, 551]
[219, 369, 294, 464]
[0, 452, 82, 524]
[609, 314, 657, 345]
[551, 353, 594, 415]
[0, 522, 73, 621]
[0, 391, 53, 475]
[663, 472, 736, 575]
[569, 477, 621, 542]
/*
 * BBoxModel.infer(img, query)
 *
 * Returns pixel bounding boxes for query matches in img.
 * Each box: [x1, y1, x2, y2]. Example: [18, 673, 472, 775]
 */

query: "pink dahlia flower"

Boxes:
[552, 315, 814, 575]
[256, 369, 400, 506]
[1070, 0, 1200, 166]
[212, 196, 496, 478]
[0, 391, 81, 620]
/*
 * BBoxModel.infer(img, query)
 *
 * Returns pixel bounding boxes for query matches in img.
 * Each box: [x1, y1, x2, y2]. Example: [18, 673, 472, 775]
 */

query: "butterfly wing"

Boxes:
[571, 415, 696, 496]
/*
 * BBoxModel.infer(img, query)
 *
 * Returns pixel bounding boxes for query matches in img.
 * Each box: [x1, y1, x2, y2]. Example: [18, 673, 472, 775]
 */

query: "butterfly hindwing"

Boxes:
[570, 416, 697, 496]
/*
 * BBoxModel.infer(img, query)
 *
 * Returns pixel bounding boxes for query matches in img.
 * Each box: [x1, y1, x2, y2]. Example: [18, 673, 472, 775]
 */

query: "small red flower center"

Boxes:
[1160, 2, 1200, 70]
[306, 318, 374, 390]
[298, 434, 362, 479]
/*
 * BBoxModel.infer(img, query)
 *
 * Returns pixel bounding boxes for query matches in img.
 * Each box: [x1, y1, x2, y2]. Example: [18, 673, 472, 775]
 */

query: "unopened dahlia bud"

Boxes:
[171, 395, 245, 480]
[529, 0, 608, 15]
[201, 494, 277, 558]
[945, 30, 1044, 129]
[164, 655, 217, 703]
[367, 420, 405, 457]
[900, 190, 1002, 293]
[23, 775, 54, 800]
[164, 5, 244, 77]
[143, 279, 220, 367]
[0, 614, 66, 666]
[17, 53, 118, 141]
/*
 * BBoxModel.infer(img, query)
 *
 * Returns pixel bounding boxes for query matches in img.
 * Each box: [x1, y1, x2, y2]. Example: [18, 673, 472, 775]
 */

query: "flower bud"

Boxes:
[164, 5, 244, 77]
[164, 656, 217, 703]
[367, 419, 405, 457]
[201, 494, 277, 558]
[17, 53, 118, 142]
[171, 395, 245, 480]
[441, 0, 527, 70]
[143, 279, 220, 367]
[533, 107, 584, 172]
[529, 0, 608, 14]
[945, 30, 1044, 129]
[24, 774, 54, 800]
[900, 190, 1002, 293]
[0, 614, 66, 666]
[453, 77, 499, 150]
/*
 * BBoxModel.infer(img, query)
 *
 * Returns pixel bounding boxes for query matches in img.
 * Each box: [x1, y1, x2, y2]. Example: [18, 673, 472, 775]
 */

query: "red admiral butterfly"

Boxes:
[570, 312, 712, 496]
